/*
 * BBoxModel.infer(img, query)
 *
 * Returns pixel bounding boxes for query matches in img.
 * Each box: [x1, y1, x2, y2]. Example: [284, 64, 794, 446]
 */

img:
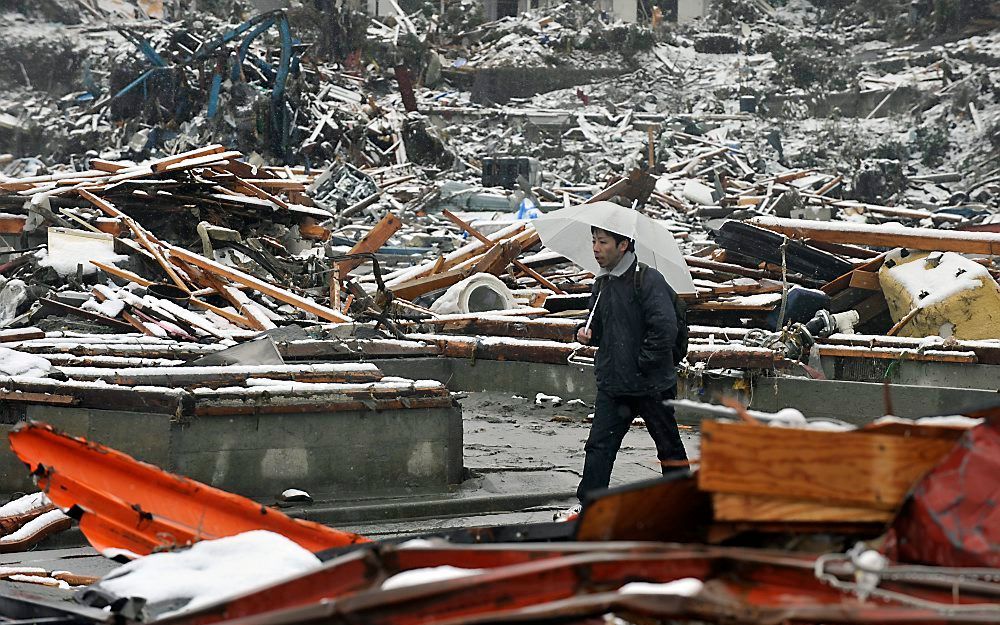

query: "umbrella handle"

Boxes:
[583, 290, 601, 334]
[567, 346, 594, 367]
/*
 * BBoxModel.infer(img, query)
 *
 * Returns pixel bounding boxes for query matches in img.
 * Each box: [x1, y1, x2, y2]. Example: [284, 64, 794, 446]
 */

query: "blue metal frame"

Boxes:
[108, 8, 297, 156]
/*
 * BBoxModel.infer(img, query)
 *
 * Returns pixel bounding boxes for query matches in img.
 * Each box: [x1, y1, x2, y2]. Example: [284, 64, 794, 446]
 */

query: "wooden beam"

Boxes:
[848, 270, 880, 291]
[90, 260, 154, 287]
[79, 190, 191, 293]
[712, 493, 893, 523]
[752, 216, 1000, 255]
[407, 333, 587, 365]
[389, 268, 470, 302]
[442, 209, 563, 293]
[149, 144, 226, 172]
[166, 244, 352, 323]
[57, 363, 383, 389]
[817, 345, 977, 364]
[339, 212, 403, 276]
[210, 167, 290, 210]
[89, 159, 130, 173]
[161, 151, 243, 174]
[0, 328, 45, 342]
[0, 391, 77, 406]
[699, 420, 958, 509]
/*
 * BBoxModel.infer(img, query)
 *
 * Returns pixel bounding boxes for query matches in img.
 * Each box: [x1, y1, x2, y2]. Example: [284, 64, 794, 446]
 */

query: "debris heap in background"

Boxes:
[1, 1, 1000, 623]
[0, 0, 999, 377]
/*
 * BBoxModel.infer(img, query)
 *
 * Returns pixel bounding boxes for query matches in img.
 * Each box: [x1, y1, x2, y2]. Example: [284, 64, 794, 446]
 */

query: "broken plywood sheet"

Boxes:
[698, 420, 959, 510]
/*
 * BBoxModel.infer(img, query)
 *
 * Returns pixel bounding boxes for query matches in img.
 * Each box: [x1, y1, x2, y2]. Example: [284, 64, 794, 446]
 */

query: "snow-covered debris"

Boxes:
[535, 392, 563, 406]
[0, 509, 70, 545]
[88, 531, 322, 618]
[0, 492, 50, 517]
[36, 229, 127, 277]
[0, 347, 53, 377]
[382, 565, 484, 590]
[619, 578, 704, 596]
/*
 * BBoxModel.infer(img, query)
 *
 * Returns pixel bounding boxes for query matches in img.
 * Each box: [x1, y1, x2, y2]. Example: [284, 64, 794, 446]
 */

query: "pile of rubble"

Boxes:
[1, 1, 1000, 622]
[0, 0, 998, 385]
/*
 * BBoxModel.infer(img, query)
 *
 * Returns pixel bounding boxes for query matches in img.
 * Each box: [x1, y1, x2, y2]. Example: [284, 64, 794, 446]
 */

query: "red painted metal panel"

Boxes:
[8, 421, 367, 556]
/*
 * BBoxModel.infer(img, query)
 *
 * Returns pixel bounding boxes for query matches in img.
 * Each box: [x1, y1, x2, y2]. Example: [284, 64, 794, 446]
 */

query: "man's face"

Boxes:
[592, 229, 629, 269]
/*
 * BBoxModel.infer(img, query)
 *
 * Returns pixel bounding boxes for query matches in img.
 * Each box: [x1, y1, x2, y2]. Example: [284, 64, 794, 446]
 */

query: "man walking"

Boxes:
[574, 226, 688, 504]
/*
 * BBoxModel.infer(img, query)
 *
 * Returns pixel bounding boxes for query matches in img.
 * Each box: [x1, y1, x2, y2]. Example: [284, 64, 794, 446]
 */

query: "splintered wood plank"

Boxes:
[167, 244, 351, 323]
[848, 270, 881, 291]
[698, 420, 957, 509]
[472, 239, 522, 275]
[0, 215, 26, 234]
[149, 144, 226, 172]
[339, 211, 402, 275]
[817, 345, 977, 363]
[443, 209, 562, 293]
[712, 493, 893, 523]
[79, 190, 191, 293]
[390, 267, 470, 302]
[752, 216, 1000, 255]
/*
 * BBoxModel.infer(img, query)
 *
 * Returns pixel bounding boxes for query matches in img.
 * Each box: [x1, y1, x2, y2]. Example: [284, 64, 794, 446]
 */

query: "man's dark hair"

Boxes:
[591, 226, 635, 251]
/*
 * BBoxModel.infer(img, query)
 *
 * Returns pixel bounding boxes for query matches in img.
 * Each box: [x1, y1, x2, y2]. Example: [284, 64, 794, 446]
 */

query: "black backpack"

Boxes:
[597, 262, 689, 364]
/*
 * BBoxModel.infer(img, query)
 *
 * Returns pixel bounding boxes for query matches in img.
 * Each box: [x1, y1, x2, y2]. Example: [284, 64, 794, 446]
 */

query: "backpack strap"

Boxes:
[634, 262, 648, 294]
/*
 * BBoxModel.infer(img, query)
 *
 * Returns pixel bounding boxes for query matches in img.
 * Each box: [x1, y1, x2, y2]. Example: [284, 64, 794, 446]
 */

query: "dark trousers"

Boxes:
[576, 386, 687, 502]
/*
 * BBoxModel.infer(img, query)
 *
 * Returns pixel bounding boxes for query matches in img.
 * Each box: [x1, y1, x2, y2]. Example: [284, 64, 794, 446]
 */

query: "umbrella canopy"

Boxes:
[532, 201, 696, 294]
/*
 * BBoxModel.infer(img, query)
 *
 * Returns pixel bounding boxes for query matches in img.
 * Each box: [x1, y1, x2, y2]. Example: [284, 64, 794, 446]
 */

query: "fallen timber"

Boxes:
[0, 375, 450, 416]
[407, 333, 789, 370]
[752, 216, 1000, 255]
[53, 363, 384, 388]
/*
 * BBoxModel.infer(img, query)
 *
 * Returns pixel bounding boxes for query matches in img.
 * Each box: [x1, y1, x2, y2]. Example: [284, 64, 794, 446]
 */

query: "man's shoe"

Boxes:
[553, 503, 582, 522]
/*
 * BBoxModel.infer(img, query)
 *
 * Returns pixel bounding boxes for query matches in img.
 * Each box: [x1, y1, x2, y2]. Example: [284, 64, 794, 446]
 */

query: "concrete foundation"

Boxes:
[0, 403, 463, 500]
[375, 356, 999, 425]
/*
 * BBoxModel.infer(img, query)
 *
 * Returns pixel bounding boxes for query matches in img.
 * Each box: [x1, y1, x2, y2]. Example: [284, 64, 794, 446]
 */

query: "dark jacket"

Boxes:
[588, 258, 678, 395]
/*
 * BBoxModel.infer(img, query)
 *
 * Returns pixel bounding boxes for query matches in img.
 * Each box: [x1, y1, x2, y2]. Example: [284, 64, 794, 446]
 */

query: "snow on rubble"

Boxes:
[87, 531, 322, 618]
[0, 347, 53, 377]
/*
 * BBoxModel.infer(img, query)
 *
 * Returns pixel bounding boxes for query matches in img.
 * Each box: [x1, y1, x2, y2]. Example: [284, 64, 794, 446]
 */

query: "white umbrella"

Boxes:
[532, 201, 696, 294]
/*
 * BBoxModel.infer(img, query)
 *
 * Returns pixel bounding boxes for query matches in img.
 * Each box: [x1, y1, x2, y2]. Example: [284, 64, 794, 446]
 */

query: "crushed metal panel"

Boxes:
[7, 421, 368, 556]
